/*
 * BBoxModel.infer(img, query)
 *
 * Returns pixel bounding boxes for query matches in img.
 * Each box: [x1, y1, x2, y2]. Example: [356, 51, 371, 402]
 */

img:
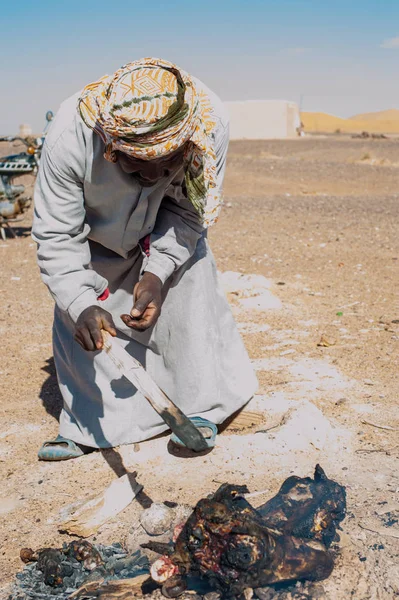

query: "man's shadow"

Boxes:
[39, 355, 153, 508]
[40, 357, 63, 421]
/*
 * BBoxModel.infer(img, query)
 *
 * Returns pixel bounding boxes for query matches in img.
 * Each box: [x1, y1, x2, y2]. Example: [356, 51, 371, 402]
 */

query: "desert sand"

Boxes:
[1, 136, 399, 598]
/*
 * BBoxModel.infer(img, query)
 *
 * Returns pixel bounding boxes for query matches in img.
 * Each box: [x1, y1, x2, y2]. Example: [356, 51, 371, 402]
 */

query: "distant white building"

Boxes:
[225, 100, 301, 140]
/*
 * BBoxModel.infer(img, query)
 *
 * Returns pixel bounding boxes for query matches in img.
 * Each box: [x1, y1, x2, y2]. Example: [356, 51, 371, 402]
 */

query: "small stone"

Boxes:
[243, 589, 254, 600]
[140, 503, 174, 536]
[254, 589, 275, 600]
[364, 379, 375, 386]
[172, 504, 193, 529]
[307, 583, 326, 599]
[162, 574, 187, 597]
[204, 593, 222, 600]
[317, 334, 336, 347]
[335, 398, 347, 406]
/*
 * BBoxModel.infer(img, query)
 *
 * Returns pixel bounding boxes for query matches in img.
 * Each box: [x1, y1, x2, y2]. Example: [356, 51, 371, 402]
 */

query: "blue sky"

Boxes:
[1, 0, 398, 132]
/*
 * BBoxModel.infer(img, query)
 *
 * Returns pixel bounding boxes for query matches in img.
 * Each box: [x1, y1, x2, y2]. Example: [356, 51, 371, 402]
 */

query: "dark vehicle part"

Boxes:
[0, 111, 53, 239]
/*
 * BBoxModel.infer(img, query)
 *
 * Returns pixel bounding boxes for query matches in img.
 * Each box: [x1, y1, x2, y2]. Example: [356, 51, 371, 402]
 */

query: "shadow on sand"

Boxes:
[40, 356, 63, 421]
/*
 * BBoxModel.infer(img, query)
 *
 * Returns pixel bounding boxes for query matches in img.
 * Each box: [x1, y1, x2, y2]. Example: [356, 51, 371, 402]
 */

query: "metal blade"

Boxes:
[101, 331, 209, 452]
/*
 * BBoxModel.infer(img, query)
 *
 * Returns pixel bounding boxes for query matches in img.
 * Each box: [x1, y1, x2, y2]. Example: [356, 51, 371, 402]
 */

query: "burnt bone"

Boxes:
[67, 540, 104, 571]
[36, 548, 64, 587]
[141, 541, 176, 556]
[20, 548, 37, 563]
[149, 466, 346, 597]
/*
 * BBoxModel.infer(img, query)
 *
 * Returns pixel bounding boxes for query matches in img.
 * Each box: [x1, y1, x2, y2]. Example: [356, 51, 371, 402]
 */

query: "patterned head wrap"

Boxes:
[78, 57, 221, 226]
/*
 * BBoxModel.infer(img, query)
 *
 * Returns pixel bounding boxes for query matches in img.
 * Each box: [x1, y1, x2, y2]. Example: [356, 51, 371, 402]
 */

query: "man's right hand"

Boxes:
[74, 306, 117, 351]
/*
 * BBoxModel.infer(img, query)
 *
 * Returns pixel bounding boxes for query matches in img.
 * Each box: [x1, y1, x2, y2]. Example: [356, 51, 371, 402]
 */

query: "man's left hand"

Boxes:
[121, 272, 163, 331]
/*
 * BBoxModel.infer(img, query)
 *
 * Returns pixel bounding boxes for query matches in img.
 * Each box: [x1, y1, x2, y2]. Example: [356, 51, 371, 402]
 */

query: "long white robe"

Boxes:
[32, 79, 258, 447]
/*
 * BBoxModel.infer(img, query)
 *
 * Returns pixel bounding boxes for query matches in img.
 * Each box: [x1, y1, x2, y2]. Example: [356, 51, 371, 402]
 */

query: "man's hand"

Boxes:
[121, 272, 163, 332]
[74, 306, 117, 351]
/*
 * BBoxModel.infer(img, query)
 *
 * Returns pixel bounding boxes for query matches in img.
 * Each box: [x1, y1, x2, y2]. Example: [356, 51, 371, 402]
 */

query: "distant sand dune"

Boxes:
[302, 109, 399, 134]
[351, 109, 399, 122]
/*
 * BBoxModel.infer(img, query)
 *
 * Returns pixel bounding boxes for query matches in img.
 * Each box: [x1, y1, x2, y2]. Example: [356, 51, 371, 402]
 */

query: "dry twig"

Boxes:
[359, 523, 399, 539]
[361, 420, 399, 432]
[256, 410, 292, 434]
[356, 445, 399, 455]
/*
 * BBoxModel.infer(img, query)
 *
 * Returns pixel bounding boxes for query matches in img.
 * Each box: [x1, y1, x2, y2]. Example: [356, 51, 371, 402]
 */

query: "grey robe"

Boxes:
[32, 79, 258, 448]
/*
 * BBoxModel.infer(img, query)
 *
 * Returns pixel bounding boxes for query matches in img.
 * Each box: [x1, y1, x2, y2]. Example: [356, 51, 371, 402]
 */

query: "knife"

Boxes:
[101, 331, 209, 452]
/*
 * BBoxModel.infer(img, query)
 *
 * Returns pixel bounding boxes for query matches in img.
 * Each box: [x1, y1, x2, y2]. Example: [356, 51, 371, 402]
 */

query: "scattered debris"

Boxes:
[317, 334, 336, 347]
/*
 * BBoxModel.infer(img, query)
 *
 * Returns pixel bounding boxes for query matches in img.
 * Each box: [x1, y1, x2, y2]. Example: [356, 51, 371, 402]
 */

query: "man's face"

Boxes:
[116, 146, 186, 186]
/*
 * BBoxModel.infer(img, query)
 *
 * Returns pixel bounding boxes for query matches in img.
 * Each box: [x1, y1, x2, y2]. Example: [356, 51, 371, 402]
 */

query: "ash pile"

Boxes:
[9, 542, 150, 600]
[10, 465, 346, 600]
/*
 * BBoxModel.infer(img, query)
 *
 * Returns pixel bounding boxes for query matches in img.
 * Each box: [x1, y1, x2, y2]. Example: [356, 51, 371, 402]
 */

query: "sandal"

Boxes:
[170, 417, 218, 449]
[38, 435, 85, 461]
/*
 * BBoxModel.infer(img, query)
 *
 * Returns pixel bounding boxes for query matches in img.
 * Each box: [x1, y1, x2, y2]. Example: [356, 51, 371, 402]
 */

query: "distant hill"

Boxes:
[301, 110, 399, 134]
[351, 109, 399, 122]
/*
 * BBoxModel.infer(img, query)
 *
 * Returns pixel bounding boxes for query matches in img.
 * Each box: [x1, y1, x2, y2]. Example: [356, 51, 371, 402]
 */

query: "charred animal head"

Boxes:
[149, 466, 346, 597]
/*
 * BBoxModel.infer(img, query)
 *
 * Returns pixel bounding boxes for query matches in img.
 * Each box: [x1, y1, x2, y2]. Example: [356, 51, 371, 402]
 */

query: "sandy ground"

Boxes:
[0, 136, 398, 598]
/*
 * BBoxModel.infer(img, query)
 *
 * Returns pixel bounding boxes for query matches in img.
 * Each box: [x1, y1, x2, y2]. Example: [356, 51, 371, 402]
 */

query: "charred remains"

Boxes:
[148, 465, 346, 597]
[11, 542, 149, 600]
[11, 466, 346, 599]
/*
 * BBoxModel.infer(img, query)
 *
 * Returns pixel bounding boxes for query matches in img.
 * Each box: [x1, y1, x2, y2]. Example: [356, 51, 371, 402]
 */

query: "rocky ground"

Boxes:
[0, 136, 398, 598]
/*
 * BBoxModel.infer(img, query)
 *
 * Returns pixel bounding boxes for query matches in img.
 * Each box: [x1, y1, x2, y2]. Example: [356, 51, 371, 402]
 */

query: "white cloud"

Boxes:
[381, 36, 399, 49]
